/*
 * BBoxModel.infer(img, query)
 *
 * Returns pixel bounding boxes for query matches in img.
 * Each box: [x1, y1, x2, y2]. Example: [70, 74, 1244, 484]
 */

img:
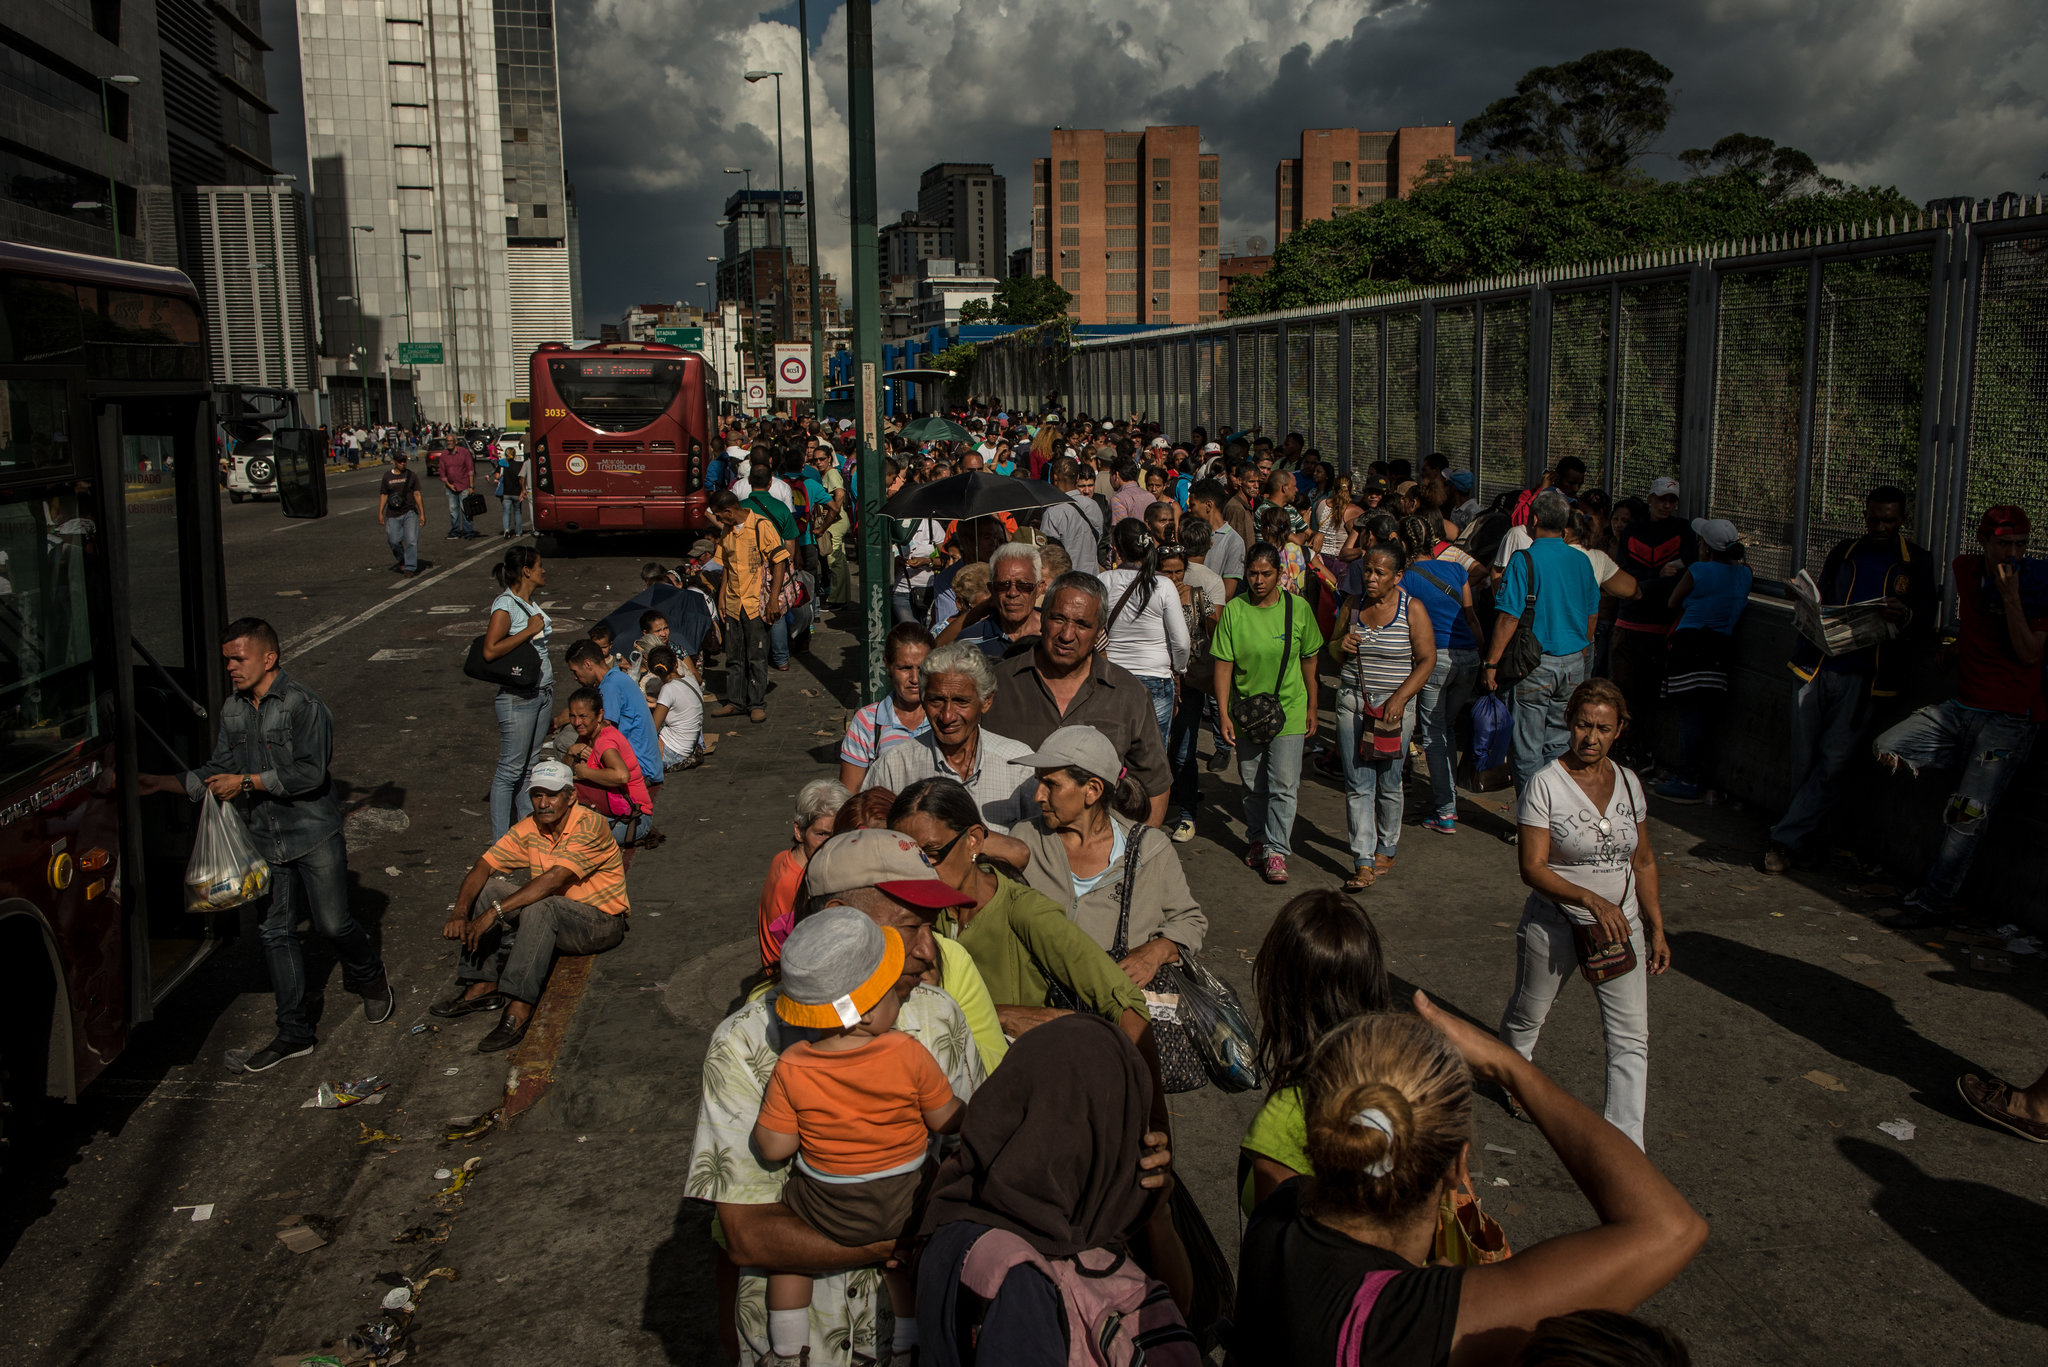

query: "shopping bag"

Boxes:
[184, 792, 272, 912]
[1470, 692, 1512, 773]
[1171, 950, 1264, 1094]
[1432, 1179, 1512, 1265]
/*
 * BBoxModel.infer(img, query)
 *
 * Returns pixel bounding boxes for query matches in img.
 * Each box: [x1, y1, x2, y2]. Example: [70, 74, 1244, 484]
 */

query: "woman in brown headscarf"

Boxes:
[915, 1012, 1196, 1365]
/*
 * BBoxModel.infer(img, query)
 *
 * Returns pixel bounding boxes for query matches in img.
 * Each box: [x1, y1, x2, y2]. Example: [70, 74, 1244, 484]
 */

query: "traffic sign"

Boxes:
[397, 341, 443, 364]
[654, 326, 703, 349]
[774, 343, 811, 399]
[743, 379, 768, 411]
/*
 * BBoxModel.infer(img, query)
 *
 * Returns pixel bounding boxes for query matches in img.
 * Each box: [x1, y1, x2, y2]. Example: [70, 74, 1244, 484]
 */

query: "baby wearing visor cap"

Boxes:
[752, 902, 965, 1367]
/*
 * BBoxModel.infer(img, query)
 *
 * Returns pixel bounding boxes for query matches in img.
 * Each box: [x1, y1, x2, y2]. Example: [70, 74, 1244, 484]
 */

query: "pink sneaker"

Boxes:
[1243, 842, 1265, 869]
[1262, 853, 1289, 884]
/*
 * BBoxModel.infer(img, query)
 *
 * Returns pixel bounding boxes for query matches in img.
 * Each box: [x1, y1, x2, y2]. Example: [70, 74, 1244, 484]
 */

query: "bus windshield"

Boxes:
[547, 357, 683, 432]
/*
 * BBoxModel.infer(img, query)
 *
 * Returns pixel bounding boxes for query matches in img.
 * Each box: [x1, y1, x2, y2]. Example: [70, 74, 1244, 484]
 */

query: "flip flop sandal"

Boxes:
[1342, 867, 1377, 893]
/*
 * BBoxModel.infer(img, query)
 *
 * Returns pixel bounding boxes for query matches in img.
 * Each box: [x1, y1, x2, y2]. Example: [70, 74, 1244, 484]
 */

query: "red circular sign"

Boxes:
[779, 355, 807, 383]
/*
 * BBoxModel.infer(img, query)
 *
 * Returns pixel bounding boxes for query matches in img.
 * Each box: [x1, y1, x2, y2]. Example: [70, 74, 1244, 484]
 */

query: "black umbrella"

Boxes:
[881, 471, 1069, 521]
[596, 584, 715, 660]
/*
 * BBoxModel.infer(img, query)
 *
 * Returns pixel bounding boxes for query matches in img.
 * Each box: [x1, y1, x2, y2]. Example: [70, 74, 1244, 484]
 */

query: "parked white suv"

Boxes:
[225, 438, 277, 503]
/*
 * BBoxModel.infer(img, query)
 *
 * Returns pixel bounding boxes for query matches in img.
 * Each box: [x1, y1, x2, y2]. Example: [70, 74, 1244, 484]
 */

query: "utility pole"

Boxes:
[798, 0, 824, 410]
[848, 0, 887, 701]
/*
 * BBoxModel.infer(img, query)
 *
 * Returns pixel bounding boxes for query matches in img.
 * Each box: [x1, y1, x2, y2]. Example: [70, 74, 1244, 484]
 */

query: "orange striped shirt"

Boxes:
[483, 802, 630, 916]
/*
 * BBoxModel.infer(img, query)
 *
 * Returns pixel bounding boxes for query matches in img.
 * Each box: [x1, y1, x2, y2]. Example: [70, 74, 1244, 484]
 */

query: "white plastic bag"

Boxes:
[184, 792, 271, 911]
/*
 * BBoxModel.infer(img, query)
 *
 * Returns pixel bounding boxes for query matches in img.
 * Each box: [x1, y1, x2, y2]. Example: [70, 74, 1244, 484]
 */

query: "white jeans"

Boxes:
[1497, 895, 1649, 1149]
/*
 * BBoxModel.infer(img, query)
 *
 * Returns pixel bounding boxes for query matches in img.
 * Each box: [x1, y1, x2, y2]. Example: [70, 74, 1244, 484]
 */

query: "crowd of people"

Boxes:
[165, 397, 2045, 1365]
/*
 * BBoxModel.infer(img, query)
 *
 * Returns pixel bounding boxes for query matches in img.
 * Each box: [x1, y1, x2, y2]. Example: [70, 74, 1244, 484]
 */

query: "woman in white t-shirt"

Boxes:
[1498, 677, 1670, 1149]
[643, 646, 711, 770]
[1098, 519, 1190, 741]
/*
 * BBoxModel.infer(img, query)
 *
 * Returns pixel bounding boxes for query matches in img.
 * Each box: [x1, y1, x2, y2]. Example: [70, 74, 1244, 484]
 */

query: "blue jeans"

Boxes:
[892, 590, 919, 625]
[1770, 670, 1872, 852]
[1419, 647, 1481, 819]
[1206, 692, 1233, 756]
[384, 509, 419, 571]
[770, 613, 791, 667]
[1872, 700, 2040, 904]
[1239, 731, 1306, 857]
[1167, 684, 1205, 818]
[610, 810, 655, 845]
[446, 486, 474, 537]
[258, 832, 382, 1046]
[1139, 675, 1175, 745]
[491, 685, 555, 839]
[501, 494, 524, 535]
[1510, 652, 1588, 794]
[1338, 691, 1416, 866]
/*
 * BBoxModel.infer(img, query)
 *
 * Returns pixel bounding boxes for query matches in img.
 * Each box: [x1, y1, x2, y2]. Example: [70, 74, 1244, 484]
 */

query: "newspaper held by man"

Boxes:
[1791, 568, 1897, 656]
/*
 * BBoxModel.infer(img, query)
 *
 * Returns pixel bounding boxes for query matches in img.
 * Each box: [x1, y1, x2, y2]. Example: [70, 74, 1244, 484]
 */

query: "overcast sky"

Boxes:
[266, 0, 2046, 331]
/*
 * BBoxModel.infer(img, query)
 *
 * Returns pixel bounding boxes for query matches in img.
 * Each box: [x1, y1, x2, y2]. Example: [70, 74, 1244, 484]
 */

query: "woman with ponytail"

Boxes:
[1229, 999, 1707, 1367]
[482, 546, 553, 838]
[1100, 518, 1191, 741]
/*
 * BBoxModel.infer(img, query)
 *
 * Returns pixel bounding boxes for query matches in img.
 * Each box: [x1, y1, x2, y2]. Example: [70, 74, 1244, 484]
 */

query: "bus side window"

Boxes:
[0, 488, 106, 791]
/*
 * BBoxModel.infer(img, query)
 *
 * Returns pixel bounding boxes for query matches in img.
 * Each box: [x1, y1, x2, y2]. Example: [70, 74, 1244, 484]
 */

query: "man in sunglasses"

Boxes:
[938, 542, 1043, 660]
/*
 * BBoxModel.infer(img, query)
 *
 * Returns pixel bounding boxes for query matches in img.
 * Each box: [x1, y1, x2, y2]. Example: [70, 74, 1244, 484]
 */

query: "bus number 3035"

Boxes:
[543, 407, 567, 418]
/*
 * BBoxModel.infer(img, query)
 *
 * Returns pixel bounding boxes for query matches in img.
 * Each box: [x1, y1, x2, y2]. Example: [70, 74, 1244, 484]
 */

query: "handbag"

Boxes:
[1354, 692, 1407, 763]
[1432, 1178, 1513, 1265]
[1229, 591, 1294, 747]
[1169, 950, 1262, 1092]
[462, 491, 487, 517]
[1494, 549, 1543, 688]
[463, 631, 544, 691]
[1568, 768, 1644, 985]
[1165, 1178, 1236, 1355]
[1046, 827, 1208, 1093]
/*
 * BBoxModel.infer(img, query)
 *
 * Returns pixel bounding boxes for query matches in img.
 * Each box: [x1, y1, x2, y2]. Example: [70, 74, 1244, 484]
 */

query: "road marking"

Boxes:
[283, 540, 503, 661]
[279, 613, 349, 655]
[427, 604, 469, 614]
[369, 647, 435, 661]
[269, 502, 369, 532]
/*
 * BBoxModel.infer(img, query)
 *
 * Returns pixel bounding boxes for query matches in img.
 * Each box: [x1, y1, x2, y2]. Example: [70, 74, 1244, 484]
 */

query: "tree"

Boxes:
[957, 275, 1074, 326]
[1462, 48, 1675, 180]
[1678, 133, 1843, 202]
[1226, 159, 1914, 315]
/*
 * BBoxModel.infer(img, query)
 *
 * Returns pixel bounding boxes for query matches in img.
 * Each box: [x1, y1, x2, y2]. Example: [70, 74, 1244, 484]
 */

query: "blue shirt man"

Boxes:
[1496, 534, 1600, 656]
[600, 665, 663, 788]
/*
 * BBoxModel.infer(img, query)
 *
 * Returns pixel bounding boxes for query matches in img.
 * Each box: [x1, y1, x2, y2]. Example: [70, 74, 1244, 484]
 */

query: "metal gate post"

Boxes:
[1790, 256, 1825, 573]
[1336, 313, 1353, 474]
[1604, 281, 1622, 491]
[1677, 261, 1721, 512]
[1528, 286, 1552, 483]
[1418, 300, 1436, 458]
[1471, 300, 1486, 481]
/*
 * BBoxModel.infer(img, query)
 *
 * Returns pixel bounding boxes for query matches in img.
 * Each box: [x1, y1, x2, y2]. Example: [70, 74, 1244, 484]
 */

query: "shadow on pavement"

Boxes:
[641, 1199, 725, 1364]
[1839, 1135, 2048, 1328]
[1671, 929, 1984, 1104]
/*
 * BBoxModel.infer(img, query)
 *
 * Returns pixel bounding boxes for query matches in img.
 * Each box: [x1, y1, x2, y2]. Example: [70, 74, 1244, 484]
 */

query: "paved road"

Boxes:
[1, 481, 2043, 1365]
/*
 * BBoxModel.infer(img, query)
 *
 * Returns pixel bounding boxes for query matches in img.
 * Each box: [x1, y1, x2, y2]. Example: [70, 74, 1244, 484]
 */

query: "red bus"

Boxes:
[0, 240, 241, 1150]
[528, 341, 719, 536]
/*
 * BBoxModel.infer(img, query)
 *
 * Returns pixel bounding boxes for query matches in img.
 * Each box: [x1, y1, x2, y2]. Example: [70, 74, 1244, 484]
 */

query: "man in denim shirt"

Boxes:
[141, 618, 391, 1070]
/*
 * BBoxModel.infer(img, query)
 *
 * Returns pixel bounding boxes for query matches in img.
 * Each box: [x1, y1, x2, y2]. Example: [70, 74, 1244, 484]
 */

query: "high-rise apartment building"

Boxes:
[1029, 126, 1218, 326]
[1274, 126, 1462, 244]
[878, 211, 952, 281]
[493, 0, 578, 397]
[917, 163, 1005, 278]
[297, 0, 574, 426]
[717, 187, 814, 357]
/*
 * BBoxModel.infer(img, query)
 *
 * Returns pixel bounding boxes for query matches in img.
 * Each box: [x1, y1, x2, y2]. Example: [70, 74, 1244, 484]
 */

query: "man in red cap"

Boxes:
[1873, 505, 2046, 927]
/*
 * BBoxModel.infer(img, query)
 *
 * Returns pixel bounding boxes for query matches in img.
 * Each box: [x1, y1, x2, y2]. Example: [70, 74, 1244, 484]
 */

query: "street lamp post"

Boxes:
[97, 74, 139, 259]
[452, 283, 470, 426]
[796, 3, 825, 408]
[348, 223, 374, 424]
[743, 70, 789, 366]
[723, 167, 762, 382]
[401, 252, 422, 424]
[847, 1, 888, 698]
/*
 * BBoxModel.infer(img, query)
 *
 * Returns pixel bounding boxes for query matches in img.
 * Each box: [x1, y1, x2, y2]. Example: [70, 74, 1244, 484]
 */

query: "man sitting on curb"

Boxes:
[433, 760, 629, 1052]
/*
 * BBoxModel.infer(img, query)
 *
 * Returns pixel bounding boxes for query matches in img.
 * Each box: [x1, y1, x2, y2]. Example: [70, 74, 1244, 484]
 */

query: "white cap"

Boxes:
[1692, 517, 1744, 551]
[1649, 476, 1680, 497]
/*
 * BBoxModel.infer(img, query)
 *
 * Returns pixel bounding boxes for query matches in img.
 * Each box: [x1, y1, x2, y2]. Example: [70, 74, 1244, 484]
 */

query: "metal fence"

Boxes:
[975, 199, 2048, 581]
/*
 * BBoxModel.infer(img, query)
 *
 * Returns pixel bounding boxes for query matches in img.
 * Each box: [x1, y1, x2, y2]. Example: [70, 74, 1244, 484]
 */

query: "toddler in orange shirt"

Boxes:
[753, 906, 963, 1367]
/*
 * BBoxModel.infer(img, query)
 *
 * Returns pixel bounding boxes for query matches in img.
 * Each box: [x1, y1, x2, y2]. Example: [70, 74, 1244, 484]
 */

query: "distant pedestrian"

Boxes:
[138, 619, 392, 1071]
[1483, 490, 1601, 796]
[440, 435, 478, 539]
[378, 448, 424, 576]
[1654, 519, 1754, 803]
[497, 448, 526, 538]
[707, 489, 791, 724]
[1212, 542, 1325, 884]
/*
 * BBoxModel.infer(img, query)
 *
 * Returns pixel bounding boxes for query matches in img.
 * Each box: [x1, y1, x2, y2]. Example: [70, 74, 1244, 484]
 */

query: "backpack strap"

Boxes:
[1335, 1270, 1404, 1365]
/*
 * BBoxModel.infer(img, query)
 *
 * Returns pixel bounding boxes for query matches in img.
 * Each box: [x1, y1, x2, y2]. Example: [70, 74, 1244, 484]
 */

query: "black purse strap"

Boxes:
[1106, 823, 1144, 959]
[1272, 589, 1294, 687]
[1514, 548, 1539, 614]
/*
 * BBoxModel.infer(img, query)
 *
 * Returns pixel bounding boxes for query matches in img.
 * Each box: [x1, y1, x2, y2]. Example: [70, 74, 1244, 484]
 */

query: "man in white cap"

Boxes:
[432, 760, 628, 1053]
[686, 829, 987, 1367]
[1611, 474, 1697, 769]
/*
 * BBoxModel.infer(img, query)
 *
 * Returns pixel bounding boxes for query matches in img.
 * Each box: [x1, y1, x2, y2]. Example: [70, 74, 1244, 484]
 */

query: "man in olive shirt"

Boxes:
[980, 571, 1172, 826]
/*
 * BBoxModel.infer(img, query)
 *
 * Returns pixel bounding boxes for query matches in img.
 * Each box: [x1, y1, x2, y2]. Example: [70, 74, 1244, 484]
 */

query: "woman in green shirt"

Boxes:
[888, 777, 1169, 1124]
[1211, 541, 1327, 885]
[1239, 889, 1391, 1216]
